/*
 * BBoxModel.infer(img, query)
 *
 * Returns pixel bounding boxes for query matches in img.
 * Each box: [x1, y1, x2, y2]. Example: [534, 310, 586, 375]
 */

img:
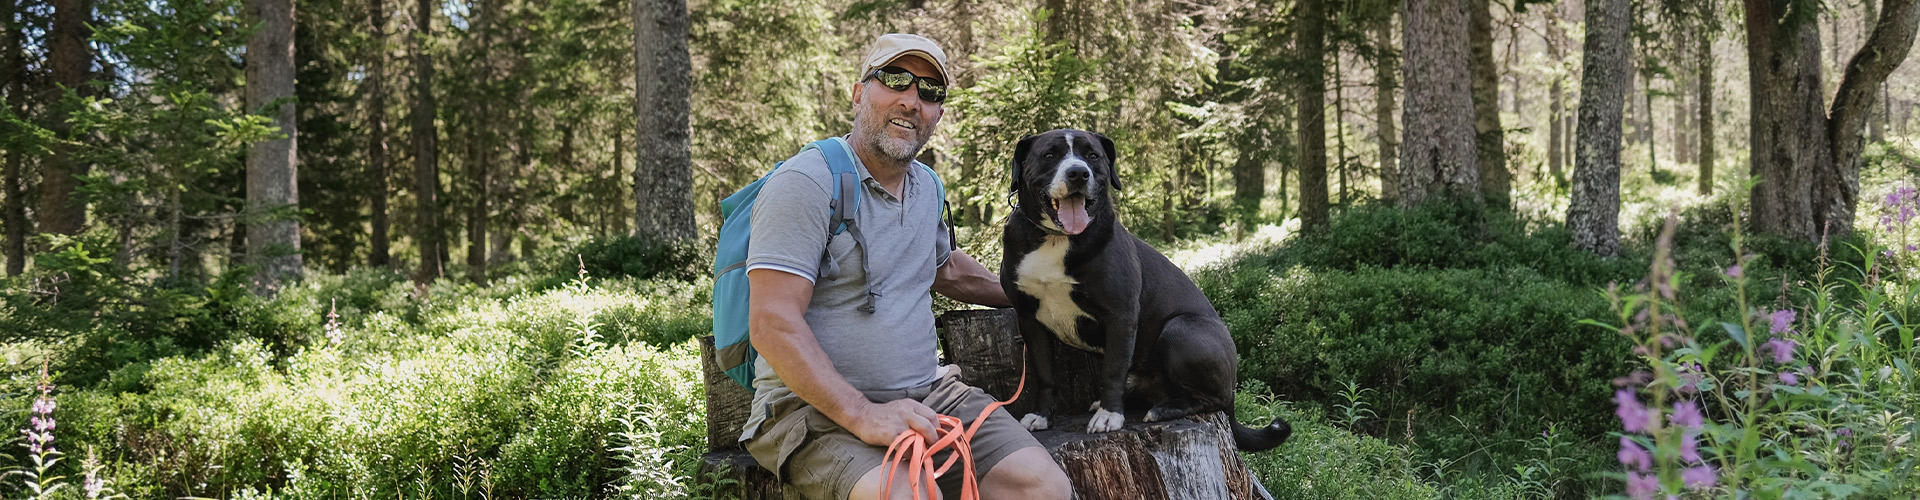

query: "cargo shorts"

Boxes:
[743, 369, 1043, 500]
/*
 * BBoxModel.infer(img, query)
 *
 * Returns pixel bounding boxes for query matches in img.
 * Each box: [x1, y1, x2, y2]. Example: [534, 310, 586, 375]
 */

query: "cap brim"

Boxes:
[873, 50, 949, 84]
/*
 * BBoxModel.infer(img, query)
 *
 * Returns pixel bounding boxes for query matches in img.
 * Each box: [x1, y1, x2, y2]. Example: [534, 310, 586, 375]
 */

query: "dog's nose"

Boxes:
[1065, 166, 1091, 184]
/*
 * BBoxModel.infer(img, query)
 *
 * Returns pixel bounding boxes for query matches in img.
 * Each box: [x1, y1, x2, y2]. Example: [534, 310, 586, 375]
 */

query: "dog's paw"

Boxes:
[1087, 408, 1125, 433]
[1019, 413, 1050, 431]
[1088, 401, 1103, 412]
[1144, 408, 1163, 422]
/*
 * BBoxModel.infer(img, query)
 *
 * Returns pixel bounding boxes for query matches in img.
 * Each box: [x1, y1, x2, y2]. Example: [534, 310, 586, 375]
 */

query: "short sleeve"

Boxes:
[747, 155, 834, 282]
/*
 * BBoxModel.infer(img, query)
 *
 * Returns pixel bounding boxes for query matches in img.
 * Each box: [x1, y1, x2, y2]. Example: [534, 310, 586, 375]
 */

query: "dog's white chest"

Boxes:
[1015, 236, 1101, 352]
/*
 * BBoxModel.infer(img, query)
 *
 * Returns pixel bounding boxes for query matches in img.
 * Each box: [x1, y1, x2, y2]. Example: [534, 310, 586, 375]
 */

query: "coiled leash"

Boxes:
[879, 353, 1027, 500]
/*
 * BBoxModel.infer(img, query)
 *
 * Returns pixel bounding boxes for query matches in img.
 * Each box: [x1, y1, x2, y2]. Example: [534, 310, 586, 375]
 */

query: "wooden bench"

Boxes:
[698, 308, 1270, 499]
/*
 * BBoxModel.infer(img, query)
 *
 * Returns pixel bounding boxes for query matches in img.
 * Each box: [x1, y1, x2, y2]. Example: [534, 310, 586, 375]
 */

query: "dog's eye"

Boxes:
[1044, 153, 1057, 159]
[1087, 152, 1101, 160]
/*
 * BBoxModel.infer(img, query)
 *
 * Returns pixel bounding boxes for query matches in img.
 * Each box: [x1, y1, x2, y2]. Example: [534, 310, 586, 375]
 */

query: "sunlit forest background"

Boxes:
[2, 0, 1919, 498]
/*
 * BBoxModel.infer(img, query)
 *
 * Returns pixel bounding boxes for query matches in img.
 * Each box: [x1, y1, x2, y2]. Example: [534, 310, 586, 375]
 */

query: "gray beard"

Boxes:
[854, 111, 926, 163]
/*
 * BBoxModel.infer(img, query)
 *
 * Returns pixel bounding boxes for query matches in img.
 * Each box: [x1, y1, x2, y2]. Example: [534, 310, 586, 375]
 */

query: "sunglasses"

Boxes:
[867, 66, 948, 104]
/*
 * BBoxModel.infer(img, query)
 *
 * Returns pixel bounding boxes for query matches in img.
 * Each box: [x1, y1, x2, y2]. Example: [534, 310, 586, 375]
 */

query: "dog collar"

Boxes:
[1014, 204, 1071, 236]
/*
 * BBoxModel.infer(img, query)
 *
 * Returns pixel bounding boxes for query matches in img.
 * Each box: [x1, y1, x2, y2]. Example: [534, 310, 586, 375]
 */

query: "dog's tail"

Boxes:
[1231, 417, 1293, 452]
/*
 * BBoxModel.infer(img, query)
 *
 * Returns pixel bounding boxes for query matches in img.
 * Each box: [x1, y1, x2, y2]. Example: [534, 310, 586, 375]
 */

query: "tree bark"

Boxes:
[1231, 154, 1262, 217]
[4, 0, 27, 275]
[633, 0, 695, 243]
[246, 0, 302, 294]
[368, 0, 391, 268]
[1296, 0, 1329, 231]
[1399, 0, 1480, 207]
[412, 0, 443, 284]
[1374, 12, 1400, 202]
[1469, 0, 1508, 210]
[1742, 0, 1919, 239]
[38, 0, 92, 236]
[1698, 3, 1716, 196]
[1569, 0, 1631, 257]
[1547, 4, 1566, 187]
[1826, 0, 1920, 235]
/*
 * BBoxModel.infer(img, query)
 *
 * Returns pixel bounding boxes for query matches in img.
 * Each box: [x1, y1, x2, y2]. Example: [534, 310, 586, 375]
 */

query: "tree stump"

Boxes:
[698, 309, 1268, 499]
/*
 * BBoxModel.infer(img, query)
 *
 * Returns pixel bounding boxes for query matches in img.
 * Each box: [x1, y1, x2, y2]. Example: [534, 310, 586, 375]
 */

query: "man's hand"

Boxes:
[847, 399, 942, 446]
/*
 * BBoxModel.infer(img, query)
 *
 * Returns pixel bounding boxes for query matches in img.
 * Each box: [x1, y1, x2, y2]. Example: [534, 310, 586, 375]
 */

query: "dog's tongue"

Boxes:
[1058, 197, 1091, 235]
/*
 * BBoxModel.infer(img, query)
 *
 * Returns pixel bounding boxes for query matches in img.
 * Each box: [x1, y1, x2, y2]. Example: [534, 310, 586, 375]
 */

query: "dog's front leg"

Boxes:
[1087, 315, 1137, 432]
[1016, 314, 1057, 431]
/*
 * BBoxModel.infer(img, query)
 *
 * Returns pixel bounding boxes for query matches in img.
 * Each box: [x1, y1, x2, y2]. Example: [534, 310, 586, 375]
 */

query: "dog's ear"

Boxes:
[1010, 134, 1037, 194]
[1095, 132, 1121, 191]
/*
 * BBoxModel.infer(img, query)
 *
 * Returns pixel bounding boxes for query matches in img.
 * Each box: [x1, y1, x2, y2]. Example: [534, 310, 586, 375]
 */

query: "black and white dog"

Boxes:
[999, 129, 1291, 452]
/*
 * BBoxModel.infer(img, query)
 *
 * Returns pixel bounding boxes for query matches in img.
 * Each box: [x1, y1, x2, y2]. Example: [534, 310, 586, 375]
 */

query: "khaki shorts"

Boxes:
[744, 370, 1043, 500]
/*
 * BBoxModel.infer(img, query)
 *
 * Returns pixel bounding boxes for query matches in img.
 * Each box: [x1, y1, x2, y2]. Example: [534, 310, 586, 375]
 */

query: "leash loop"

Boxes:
[879, 349, 1028, 500]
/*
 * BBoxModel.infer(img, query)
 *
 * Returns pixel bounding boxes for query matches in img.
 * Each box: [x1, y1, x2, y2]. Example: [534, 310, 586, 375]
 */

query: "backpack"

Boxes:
[711, 137, 953, 389]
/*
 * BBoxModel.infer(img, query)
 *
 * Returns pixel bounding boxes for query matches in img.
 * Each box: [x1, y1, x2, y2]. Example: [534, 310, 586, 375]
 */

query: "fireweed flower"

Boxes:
[1615, 390, 1652, 432]
[1626, 472, 1660, 500]
[1682, 465, 1718, 490]
[1680, 430, 1702, 462]
[1837, 428, 1853, 449]
[1724, 264, 1743, 278]
[1768, 309, 1796, 334]
[1671, 401, 1703, 428]
[1766, 337, 1797, 364]
[1779, 371, 1800, 385]
[22, 388, 56, 456]
[1618, 436, 1653, 471]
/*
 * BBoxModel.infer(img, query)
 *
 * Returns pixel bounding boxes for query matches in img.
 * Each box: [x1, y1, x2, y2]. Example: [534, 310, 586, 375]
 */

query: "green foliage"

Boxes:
[565, 235, 706, 282]
[1200, 261, 1631, 461]
[10, 271, 714, 500]
[1587, 196, 1920, 498]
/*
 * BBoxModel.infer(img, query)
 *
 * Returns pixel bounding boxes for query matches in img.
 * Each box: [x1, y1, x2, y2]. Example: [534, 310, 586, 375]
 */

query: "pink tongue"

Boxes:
[1058, 198, 1091, 234]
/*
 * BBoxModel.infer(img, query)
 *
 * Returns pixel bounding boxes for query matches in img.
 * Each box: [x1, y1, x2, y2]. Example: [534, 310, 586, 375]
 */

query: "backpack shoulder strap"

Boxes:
[813, 137, 861, 236]
[915, 160, 958, 254]
[810, 137, 880, 313]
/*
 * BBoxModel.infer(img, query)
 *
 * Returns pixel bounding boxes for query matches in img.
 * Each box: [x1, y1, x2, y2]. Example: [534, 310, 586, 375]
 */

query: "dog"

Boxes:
[999, 129, 1291, 452]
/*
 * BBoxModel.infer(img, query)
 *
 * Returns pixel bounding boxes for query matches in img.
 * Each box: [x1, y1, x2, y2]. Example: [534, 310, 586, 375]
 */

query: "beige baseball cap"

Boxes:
[860, 33, 950, 84]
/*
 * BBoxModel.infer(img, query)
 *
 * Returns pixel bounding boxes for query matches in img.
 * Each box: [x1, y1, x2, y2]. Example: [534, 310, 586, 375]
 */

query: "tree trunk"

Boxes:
[1569, 0, 1631, 257]
[412, 0, 443, 284]
[1698, 4, 1716, 196]
[1547, 4, 1566, 188]
[1334, 45, 1348, 206]
[1399, 0, 1480, 207]
[1673, 33, 1692, 167]
[1825, 0, 1920, 236]
[246, 0, 302, 294]
[39, 0, 92, 236]
[368, 0, 391, 268]
[4, 0, 27, 275]
[1296, 0, 1329, 231]
[1743, 0, 1821, 238]
[1469, 0, 1508, 210]
[1746, 2, 1856, 240]
[1374, 13, 1400, 203]
[633, 0, 695, 243]
[1644, 75, 1657, 177]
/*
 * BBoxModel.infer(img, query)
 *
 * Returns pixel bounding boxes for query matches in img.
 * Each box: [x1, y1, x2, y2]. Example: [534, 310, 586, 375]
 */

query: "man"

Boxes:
[742, 34, 1074, 500]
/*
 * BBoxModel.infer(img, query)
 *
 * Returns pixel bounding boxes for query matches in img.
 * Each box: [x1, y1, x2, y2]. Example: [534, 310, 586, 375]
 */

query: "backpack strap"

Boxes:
[811, 138, 880, 314]
[918, 161, 958, 255]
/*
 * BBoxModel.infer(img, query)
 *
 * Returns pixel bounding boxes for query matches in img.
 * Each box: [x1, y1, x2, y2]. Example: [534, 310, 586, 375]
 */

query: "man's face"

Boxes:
[851, 56, 945, 164]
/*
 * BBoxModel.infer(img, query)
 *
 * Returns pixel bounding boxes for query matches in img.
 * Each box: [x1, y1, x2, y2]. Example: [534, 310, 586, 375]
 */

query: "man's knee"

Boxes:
[848, 463, 942, 500]
[982, 447, 1071, 499]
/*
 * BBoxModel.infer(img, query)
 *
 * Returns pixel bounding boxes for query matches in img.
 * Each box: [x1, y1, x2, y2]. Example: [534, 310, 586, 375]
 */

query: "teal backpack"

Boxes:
[711, 137, 952, 389]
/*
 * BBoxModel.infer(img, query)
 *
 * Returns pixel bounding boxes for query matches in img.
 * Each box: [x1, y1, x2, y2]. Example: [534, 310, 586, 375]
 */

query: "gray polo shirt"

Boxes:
[740, 139, 952, 441]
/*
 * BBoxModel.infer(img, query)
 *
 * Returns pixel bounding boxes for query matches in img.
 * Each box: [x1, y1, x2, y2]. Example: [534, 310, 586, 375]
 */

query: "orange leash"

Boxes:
[879, 356, 1027, 500]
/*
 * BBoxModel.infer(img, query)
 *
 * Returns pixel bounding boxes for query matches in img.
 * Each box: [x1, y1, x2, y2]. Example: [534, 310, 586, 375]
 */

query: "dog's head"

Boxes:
[1009, 129, 1120, 235]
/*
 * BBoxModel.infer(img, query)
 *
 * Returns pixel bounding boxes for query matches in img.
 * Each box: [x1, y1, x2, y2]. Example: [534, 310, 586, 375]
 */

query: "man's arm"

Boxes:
[932, 249, 1011, 307]
[747, 268, 941, 445]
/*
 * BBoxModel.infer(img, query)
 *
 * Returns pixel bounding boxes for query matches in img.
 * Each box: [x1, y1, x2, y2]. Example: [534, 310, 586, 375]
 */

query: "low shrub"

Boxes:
[1201, 263, 1631, 462]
